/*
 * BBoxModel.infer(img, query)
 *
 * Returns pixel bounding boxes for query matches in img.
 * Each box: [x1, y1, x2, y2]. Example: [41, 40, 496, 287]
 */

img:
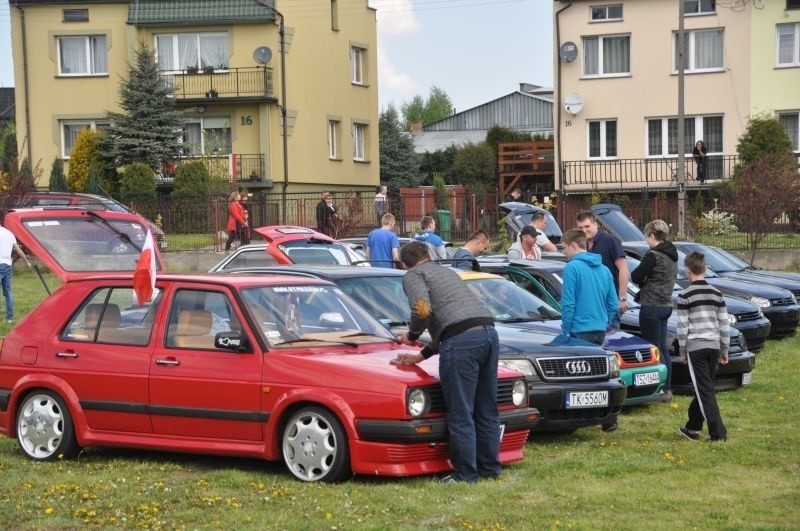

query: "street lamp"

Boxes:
[256, 0, 289, 224]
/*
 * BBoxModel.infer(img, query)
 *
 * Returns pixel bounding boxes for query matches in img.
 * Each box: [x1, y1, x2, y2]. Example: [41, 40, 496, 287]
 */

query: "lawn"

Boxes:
[0, 270, 798, 529]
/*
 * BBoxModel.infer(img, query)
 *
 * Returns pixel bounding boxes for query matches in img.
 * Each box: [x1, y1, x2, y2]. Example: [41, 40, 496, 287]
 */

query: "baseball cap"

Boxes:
[520, 226, 540, 238]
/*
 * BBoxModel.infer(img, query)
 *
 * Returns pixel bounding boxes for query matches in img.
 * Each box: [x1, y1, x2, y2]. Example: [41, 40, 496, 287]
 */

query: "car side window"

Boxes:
[225, 250, 279, 269]
[165, 289, 239, 350]
[63, 287, 160, 346]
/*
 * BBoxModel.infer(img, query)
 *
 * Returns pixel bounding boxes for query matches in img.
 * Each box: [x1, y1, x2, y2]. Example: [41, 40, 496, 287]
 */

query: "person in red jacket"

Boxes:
[226, 191, 247, 251]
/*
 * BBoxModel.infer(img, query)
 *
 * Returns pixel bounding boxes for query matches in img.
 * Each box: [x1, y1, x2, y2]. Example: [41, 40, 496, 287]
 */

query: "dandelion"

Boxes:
[45, 507, 54, 515]
[326, 513, 332, 519]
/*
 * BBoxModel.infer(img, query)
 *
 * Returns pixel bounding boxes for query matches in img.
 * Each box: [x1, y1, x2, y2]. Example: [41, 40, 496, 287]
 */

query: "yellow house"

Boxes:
[9, 0, 379, 194]
[553, 0, 800, 195]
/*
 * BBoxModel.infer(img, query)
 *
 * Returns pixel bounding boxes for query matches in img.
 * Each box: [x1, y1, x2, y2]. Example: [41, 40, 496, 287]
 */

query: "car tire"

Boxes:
[282, 406, 350, 482]
[16, 391, 79, 460]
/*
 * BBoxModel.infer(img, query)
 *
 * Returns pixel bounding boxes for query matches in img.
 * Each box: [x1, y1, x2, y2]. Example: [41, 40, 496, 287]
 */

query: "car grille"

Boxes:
[535, 356, 609, 380]
[426, 378, 520, 414]
[735, 311, 762, 322]
[617, 349, 654, 365]
[770, 297, 795, 307]
[745, 336, 765, 353]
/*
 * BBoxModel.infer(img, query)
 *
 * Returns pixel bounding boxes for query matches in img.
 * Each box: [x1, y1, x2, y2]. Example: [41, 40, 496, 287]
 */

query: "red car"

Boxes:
[0, 209, 538, 482]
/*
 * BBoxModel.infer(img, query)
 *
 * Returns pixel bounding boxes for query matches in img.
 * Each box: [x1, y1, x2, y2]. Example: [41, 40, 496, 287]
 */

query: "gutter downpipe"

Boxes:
[554, 1, 572, 229]
[14, 3, 33, 167]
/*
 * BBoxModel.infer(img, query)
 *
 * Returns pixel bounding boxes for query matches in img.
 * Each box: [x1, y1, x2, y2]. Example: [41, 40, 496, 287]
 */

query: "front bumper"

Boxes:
[619, 364, 667, 405]
[763, 306, 800, 339]
[527, 379, 627, 433]
[671, 349, 756, 394]
[733, 318, 772, 353]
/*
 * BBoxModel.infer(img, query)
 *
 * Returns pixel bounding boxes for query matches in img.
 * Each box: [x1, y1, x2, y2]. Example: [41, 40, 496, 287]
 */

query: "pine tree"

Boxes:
[49, 157, 68, 191]
[379, 105, 419, 196]
[102, 44, 183, 172]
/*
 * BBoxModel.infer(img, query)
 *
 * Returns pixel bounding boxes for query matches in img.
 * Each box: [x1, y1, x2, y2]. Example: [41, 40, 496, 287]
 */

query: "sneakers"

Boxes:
[601, 420, 619, 432]
[5, 319, 12, 324]
[679, 426, 700, 441]
[439, 474, 460, 484]
[659, 390, 674, 403]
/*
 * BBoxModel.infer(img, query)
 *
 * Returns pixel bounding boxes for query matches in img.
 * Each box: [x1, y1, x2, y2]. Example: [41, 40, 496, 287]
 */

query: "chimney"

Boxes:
[410, 120, 423, 134]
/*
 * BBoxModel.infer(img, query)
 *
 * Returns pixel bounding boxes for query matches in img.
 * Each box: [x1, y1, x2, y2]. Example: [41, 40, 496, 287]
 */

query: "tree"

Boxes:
[48, 158, 68, 192]
[102, 44, 183, 172]
[418, 145, 457, 186]
[0, 140, 37, 219]
[67, 129, 104, 192]
[400, 86, 454, 130]
[379, 105, 419, 196]
[120, 163, 157, 220]
[736, 114, 793, 165]
[452, 142, 496, 188]
[171, 161, 217, 232]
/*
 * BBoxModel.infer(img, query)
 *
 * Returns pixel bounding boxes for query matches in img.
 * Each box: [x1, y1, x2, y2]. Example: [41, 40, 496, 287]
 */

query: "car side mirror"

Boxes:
[215, 331, 251, 351]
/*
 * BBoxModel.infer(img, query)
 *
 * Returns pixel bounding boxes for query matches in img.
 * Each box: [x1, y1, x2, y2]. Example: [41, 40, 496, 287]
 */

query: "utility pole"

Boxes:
[676, 0, 686, 239]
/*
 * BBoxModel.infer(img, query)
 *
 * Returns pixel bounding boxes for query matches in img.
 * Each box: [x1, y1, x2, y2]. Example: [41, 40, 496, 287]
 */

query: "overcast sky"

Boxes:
[0, 0, 554, 113]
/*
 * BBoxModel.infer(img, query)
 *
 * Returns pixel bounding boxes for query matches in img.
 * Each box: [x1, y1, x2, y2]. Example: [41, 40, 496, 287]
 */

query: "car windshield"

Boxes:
[22, 215, 152, 272]
[240, 284, 394, 347]
[279, 240, 352, 265]
[336, 276, 410, 326]
[465, 277, 561, 322]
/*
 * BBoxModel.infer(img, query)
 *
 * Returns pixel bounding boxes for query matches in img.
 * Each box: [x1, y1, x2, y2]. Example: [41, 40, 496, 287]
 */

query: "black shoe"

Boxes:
[601, 420, 618, 432]
[659, 390, 674, 403]
[679, 426, 700, 441]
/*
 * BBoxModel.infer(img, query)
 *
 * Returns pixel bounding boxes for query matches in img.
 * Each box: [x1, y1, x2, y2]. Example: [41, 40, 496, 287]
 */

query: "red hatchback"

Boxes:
[0, 209, 538, 482]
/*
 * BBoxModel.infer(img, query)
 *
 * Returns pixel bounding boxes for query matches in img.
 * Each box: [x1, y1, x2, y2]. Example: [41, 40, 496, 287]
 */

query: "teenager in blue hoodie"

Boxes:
[561, 228, 619, 346]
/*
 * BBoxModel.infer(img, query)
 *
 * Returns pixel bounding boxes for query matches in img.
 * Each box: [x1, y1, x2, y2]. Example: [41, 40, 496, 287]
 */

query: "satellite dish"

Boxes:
[563, 92, 584, 116]
[559, 41, 578, 63]
[252, 46, 273, 65]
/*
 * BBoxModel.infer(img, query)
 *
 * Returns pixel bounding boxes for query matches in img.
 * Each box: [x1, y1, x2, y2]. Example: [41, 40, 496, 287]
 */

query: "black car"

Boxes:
[478, 257, 758, 393]
[590, 204, 800, 339]
[499, 202, 563, 244]
[218, 265, 627, 433]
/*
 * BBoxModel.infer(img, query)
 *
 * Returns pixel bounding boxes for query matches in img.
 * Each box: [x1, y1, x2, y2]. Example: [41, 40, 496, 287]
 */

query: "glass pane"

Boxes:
[63, 123, 90, 156]
[700, 0, 715, 12]
[59, 37, 87, 74]
[178, 34, 198, 69]
[603, 36, 630, 74]
[647, 120, 662, 156]
[694, 29, 723, 69]
[702, 116, 723, 152]
[608, 5, 623, 18]
[91, 36, 107, 73]
[684, 119, 696, 153]
[589, 121, 601, 157]
[667, 118, 678, 155]
[156, 35, 175, 70]
[778, 25, 796, 65]
[605, 120, 617, 157]
[583, 37, 599, 75]
[200, 34, 228, 69]
[591, 7, 606, 20]
[779, 114, 799, 152]
[182, 122, 202, 155]
[684, 0, 699, 13]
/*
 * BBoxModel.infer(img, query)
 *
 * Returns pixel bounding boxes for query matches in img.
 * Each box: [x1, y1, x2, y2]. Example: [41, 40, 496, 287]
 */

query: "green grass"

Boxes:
[1, 271, 799, 529]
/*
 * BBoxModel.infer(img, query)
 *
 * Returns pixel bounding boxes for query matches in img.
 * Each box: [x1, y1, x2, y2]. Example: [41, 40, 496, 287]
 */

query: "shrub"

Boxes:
[171, 161, 217, 232]
[120, 163, 157, 220]
[67, 130, 104, 192]
[695, 208, 738, 236]
[48, 158, 68, 191]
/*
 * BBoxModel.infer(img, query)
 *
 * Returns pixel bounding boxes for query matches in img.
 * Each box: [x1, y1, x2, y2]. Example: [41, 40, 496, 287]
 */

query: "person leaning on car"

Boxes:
[631, 219, 678, 402]
[394, 241, 501, 484]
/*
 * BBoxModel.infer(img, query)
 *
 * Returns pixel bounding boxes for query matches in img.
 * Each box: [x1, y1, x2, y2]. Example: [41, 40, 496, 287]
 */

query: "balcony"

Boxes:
[162, 67, 274, 101]
[157, 153, 270, 186]
[561, 155, 739, 192]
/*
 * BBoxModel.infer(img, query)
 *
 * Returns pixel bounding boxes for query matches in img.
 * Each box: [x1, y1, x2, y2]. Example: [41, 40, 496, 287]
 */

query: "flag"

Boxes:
[133, 229, 156, 304]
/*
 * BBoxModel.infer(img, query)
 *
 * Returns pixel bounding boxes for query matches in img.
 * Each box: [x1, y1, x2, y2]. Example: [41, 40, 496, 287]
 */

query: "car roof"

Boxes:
[72, 272, 336, 288]
[254, 225, 336, 243]
[219, 265, 406, 280]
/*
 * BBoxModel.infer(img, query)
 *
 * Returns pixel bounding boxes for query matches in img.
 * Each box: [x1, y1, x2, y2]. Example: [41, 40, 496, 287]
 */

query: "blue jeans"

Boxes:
[0, 264, 13, 320]
[639, 305, 673, 391]
[438, 325, 501, 483]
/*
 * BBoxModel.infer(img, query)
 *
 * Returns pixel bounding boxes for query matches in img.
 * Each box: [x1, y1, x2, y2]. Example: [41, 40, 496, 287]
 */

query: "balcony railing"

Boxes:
[161, 67, 274, 100]
[561, 155, 740, 190]
[157, 153, 268, 184]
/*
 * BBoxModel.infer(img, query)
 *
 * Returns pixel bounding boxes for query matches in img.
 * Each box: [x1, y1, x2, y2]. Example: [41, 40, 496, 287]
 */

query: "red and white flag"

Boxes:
[133, 229, 156, 304]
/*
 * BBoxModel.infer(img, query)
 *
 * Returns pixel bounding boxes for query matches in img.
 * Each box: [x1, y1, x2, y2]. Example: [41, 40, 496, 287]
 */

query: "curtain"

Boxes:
[156, 35, 175, 70]
[59, 37, 86, 74]
[779, 114, 799, 152]
[778, 25, 796, 65]
[703, 117, 723, 152]
[603, 36, 630, 74]
[694, 30, 722, 69]
[182, 122, 202, 156]
[178, 35, 197, 70]
[91, 36, 107, 74]
[583, 37, 599, 76]
[200, 34, 228, 70]
[63, 123, 90, 156]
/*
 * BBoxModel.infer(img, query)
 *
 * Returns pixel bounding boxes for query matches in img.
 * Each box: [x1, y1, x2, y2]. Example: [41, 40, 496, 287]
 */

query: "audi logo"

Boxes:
[565, 360, 592, 374]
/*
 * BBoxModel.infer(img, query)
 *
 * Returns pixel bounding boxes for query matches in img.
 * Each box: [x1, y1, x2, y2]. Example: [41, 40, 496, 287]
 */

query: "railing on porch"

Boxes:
[156, 154, 267, 184]
[561, 155, 739, 189]
[161, 67, 274, 100]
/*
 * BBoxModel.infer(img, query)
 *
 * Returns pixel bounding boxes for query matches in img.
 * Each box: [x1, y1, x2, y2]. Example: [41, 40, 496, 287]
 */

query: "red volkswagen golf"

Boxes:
[0, 208, 538, 482]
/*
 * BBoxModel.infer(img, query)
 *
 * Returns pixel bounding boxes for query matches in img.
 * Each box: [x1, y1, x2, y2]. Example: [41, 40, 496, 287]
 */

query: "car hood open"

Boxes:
[3, 208, 165, 282]
[590, 204, 647, 242]
[499, 202, 563, 242]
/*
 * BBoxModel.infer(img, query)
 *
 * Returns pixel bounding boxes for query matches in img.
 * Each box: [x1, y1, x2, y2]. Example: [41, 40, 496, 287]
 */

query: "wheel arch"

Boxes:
[6, 375, 88, 442]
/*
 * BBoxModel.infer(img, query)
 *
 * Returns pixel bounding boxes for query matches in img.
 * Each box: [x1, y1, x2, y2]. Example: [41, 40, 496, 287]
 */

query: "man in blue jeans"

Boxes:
[394, 241, 501, 484]
[0, 218, 32, 323]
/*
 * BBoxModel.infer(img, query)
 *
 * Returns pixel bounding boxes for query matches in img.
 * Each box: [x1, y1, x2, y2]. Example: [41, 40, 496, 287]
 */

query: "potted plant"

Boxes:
[203, 65, 215, 74]
[432, 172, 451, 240]
[186, 65, 199, 74]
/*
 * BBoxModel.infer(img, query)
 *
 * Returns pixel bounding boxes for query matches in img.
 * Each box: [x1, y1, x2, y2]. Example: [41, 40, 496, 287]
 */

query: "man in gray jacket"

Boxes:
[394, 241, 500, 483]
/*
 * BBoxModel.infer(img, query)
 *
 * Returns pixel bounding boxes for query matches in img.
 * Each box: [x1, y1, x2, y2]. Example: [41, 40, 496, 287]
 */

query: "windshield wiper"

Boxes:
[86, 210, 142, 252]
[341, 332, 395, 341]
[275, 337, 359, 347]
[499, 317, 545, 323]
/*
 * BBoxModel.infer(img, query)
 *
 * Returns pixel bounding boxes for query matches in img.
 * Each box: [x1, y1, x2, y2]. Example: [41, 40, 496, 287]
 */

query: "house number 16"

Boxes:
[240, 116, 253, 125]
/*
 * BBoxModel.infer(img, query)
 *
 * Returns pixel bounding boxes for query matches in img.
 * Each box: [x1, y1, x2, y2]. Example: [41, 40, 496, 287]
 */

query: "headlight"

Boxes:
[498, 359, 534, 376]
[738, 333, 747, 351]
[750, 296, 771, 308]
[607, 353, 620, 378]
[512, 379, 527, 407]
[728, 314, 737, 325]
[407, 388, 429, 417]
[651, 346, 661, 363]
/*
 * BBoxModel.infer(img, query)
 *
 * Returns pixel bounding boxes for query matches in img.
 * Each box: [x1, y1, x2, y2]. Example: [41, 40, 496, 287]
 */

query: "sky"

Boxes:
[0, 0, 554, 114]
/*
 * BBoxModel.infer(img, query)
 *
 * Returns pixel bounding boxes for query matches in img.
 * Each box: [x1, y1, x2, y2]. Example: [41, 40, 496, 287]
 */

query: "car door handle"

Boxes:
[56, 352, 79, 358]
[155, 358, 181, 366]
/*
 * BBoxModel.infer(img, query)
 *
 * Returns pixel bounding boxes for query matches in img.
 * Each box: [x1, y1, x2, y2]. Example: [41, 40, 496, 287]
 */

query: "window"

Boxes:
[61, 119, 109, 158]
[789, 0, 800, 9]
[779, 112, 800, 152]
[352, 122, 367, 161]
[646, 115, 723, 156]
[57, 35, 107, 75]
[674, 29, 724, 72]
[166, 290, 239, 350]
[683, 0, 715, 14]
[181, 117, 232, 156]
[328, 119, 341, 159]
[588, 119, 617, 158]
[155, 32, 229, 71]
[350, 46, 365, 84]
[331, 0, 339, 31]
[64, 288, 160, 346]
[583, 35, 630, 76]
[63, 9, 89, 22]
[590, 5, 623, 21]
[777, 24, 800, 66]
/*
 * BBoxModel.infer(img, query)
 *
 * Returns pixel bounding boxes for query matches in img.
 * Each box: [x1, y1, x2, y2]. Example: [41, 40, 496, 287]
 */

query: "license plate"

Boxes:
[566, 391, 609, 409]
[499, 424, 506, 442]
[742, 372, 753, 385]
[634, 371, 661, 386]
